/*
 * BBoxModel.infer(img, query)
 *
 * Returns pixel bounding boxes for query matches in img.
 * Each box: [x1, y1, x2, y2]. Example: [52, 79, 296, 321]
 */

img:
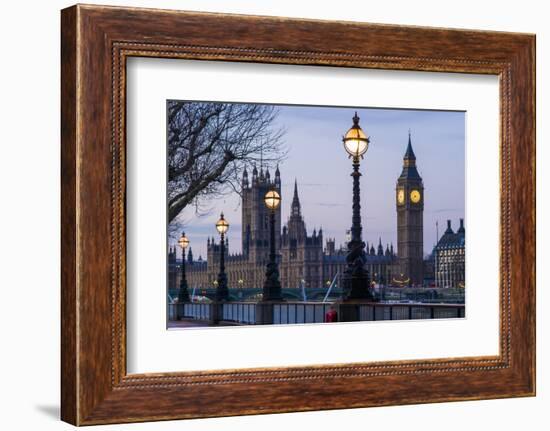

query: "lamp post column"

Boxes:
[342, 157, 372, 300]
[340, 112, 373, 303]
[263, 210, 283, 301]
[178, 247, 190, 303]
[177, 232, 190, 320]
[214, 212, 230, 304]
[216, 231, 229, 301]
[256, 189, 283, 325]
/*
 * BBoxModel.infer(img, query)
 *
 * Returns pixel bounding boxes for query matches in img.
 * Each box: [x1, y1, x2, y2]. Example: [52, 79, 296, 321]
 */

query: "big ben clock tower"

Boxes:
[396, 132, 424, 286]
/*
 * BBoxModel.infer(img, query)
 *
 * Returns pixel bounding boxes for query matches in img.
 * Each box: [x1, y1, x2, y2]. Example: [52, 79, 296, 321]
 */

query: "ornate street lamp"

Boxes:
[177, 231, 190, 303]
[215, 213, 229, 301]
[263, 190, 283, 301]
[341, 112, 374, 301]
[393, 273, 410, 288]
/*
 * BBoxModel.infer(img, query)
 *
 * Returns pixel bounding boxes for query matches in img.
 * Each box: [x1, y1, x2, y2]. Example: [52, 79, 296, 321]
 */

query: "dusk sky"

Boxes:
[169, 104, 465, 261]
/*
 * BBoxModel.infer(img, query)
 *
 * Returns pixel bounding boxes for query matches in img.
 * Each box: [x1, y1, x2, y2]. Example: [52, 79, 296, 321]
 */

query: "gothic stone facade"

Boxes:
[170, 134, 431, 291]
[432, 219, 466, 289]
[395, 133, 425, 286]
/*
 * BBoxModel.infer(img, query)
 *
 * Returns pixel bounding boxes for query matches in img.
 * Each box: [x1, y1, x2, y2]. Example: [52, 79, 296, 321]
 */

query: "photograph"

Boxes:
[166, 101, 466, 328]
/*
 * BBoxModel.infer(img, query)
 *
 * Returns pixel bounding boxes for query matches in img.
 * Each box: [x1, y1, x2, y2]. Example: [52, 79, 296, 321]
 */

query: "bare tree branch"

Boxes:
[167, 101, 287, 223]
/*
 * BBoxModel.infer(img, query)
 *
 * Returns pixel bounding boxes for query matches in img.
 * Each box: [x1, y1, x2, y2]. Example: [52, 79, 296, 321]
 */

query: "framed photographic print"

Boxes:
[162, 101, 466, 331]
[61, 4, 535, 425]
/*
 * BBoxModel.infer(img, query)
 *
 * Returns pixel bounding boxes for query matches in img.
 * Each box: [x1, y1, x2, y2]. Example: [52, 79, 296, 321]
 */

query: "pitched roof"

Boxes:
[404, 131, 416, 160]
[399, 131, 422, 180]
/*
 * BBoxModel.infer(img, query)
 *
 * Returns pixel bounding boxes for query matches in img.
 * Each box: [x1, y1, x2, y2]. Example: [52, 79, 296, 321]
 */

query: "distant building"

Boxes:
[396, 132, 424, 286]
[169, 133, 443, 291]
[171, 167, 397, 291]
[433, 219, 466, 288]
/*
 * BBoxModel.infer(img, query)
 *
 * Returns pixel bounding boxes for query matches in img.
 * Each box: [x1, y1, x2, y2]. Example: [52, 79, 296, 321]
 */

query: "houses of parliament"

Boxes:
[169, 134, 428, 291]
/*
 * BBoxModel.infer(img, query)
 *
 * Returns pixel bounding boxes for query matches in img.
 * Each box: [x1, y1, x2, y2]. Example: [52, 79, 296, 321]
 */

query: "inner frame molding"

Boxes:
[61, 4, 534, 425]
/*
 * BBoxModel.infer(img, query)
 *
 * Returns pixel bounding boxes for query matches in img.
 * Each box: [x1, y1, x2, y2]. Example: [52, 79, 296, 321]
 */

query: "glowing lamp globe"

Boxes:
[215, 213, 229, 234]
[178, 232, 189, 249]
[343, 112, 369, 158]
[264, 190, 281, 210]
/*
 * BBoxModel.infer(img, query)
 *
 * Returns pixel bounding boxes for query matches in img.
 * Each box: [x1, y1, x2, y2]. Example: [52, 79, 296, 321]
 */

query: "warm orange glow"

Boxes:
[215, 212, 229, 234]
[410, 189, 421, 203]
[342, 113, 369, 158]
[264, 190, 281, 210]
[178, 232, 189, 249]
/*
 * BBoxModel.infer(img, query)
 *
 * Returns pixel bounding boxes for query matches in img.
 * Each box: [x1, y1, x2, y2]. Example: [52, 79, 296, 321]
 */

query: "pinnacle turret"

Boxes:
[291, 178, 301, 217]
[275, 164, 281, 185]
[252, 165, 258, 183]
[404, 129, 416, 161]
[457, 218, 465, 234]
[242, 166, 249, 188]
[399, 131, 421, 180]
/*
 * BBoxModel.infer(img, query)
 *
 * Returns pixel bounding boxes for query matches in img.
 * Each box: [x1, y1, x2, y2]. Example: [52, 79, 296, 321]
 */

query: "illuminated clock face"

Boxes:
[410, 189, 421, 203]
[397, 189, 405, 205]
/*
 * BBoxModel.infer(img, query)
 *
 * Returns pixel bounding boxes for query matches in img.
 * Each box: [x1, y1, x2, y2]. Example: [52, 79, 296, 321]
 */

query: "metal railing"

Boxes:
[168, 301, 464, 325]
[273, 303, 333, 324]
[358, 303, 464, 321]
[168, 302, 211, 321]
[222, 302, 256, 324]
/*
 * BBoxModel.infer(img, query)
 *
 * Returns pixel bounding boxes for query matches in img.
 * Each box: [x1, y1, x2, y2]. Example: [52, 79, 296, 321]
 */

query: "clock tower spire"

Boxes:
[396, 131, 424, 286]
